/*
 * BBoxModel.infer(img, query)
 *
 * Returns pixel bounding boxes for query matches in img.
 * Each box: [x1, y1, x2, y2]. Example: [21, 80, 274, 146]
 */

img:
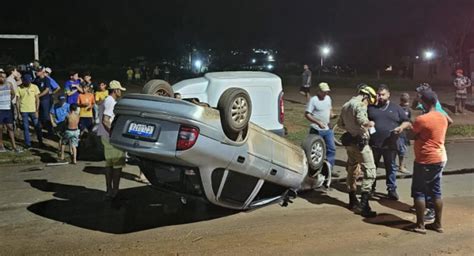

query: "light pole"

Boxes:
[424, 49, 435, 80]
[320, 46, 331, 67]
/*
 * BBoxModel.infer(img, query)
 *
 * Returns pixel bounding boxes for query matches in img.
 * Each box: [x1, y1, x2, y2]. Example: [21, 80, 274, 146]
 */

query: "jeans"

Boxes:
[21, 112, 43, 147]
[309, 128, 336, 169]
[411, 161, 445, 200]
[372, 147, 398, 191]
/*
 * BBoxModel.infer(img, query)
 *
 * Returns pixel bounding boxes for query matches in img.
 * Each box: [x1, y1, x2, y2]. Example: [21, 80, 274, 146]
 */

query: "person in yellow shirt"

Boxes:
[77, 84, 95, 133]
[16, 74, 43, 149]
[94, 82, 109, 124]
[126, 67, 133, 82]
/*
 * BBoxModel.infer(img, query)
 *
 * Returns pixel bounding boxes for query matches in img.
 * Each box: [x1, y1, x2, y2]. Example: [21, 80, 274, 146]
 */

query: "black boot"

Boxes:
[360, 192, 377, 218]
[348, 191, 360, 210]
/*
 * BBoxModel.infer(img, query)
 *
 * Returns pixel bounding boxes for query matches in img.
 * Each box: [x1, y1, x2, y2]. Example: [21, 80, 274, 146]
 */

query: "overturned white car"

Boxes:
[110, 72, 328, 210]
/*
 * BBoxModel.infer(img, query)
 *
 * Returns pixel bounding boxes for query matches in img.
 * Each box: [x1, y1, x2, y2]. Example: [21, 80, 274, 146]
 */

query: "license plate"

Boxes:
[127, 122, 155, 138]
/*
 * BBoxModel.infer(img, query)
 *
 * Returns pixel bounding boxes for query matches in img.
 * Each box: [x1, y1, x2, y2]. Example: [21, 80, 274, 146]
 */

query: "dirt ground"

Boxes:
[0, 162, 473, 255]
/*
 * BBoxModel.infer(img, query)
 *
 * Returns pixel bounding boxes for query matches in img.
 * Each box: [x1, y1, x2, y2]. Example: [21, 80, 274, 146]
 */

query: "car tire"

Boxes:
[302, 134, 326, 176]
[142, 79, 174, 97]
[218, 88, 252, 140]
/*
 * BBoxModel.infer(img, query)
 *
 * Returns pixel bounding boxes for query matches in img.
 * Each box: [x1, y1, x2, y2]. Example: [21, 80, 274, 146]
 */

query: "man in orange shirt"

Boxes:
[77, 84, 95, 133]
[409, 90, 448, 234]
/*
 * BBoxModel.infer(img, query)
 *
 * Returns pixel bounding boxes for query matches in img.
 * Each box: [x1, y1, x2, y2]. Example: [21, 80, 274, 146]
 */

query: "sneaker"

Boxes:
[331, 171, 340, 178]
[0, 146, 6, 153]
[387, 190, 399, 201]
[398, 166, 410, 174]
[424, 208, 435, 222]
[13, 148, 24, 153]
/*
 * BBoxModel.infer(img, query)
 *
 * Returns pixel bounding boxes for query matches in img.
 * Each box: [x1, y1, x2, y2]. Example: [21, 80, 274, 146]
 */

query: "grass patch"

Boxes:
[447, 124, 474, 138]
[281, 75, 417, 91]
[0, 140, 37, 164]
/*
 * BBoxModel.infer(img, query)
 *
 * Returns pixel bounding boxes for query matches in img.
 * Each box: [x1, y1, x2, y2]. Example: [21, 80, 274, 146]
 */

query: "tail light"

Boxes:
[176, 126, 199, 151]
[278, 91, 284, 124]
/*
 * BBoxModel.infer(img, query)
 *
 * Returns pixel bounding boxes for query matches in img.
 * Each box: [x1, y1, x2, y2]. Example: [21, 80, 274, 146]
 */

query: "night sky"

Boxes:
[1, 0, 473, 67]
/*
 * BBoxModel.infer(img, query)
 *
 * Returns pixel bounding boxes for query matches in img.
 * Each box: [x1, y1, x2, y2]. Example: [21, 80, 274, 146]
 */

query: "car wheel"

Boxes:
[302, 134, 326, 176]
[218, 88, 252, 140]
[142, 79, 174, 97]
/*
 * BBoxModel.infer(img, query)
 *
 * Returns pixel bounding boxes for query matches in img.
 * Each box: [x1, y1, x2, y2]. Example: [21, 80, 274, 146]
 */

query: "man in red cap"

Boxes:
[453, 69, 471, 115]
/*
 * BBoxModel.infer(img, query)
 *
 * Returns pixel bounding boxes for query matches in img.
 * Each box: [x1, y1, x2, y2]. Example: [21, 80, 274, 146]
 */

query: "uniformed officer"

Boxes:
[337, 84, 378, 218]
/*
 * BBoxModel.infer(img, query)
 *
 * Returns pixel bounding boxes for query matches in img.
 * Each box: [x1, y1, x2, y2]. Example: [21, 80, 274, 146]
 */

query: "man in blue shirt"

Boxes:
[50, 95, 70, 151]
[44, 67, 60, 93]
[34, 68, 54, 136]
[368, 84, 411, 200]
[64, 71, 83, 105]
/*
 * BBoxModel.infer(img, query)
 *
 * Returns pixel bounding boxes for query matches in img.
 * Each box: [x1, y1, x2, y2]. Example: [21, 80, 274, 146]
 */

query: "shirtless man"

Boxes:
[61, 104, 80, 164]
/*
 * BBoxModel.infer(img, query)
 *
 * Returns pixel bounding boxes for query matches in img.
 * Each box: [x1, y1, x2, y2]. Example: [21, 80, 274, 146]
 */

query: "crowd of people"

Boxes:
[301, 64, 465, 234]
[126, 65, 170, 82]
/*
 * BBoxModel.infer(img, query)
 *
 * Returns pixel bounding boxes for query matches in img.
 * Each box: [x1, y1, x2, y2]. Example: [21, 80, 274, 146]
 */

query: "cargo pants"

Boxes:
[345, 144, 377, 192]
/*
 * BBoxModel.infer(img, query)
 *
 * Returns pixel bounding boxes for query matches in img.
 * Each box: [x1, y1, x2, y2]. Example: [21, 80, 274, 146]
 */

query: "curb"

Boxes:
[0, 155, 41, 165]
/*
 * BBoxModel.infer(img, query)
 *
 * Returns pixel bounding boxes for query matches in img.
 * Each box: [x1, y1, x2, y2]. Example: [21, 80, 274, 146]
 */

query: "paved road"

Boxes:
[0, 158, 473, 255]
[331, 141, 474, 184]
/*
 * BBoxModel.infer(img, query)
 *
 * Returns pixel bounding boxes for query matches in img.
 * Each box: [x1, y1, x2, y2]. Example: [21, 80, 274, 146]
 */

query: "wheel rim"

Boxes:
[230, 96, 248, 125]
[155, 89, 171, 97]
[310, 141, 323, 165]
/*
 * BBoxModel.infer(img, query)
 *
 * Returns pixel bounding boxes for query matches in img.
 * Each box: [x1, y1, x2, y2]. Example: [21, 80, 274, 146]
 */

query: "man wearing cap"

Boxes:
[97, 80, 126, 199]
[44, 67, 60, 96]
[367, 84, 411, 200]
[408, 90, 448, 234]
[16, 74, 43, 149]
[337, 84, 378, 217]
[0, 69, 21, 153]
[305, 82, 338, 180]
[453, 69, 471, 115]
[34, 68, 55, 136]
[50, 95, 70, 151]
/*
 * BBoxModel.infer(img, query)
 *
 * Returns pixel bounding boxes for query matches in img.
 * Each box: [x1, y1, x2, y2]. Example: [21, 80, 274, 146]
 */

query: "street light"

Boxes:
[424, 50, 435, 60]
[320, 45, 331, 66]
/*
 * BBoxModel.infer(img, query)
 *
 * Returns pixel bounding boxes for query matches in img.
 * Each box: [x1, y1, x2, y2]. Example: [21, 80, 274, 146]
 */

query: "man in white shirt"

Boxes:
[97, 80, 126, 199]
[5, 66, 22, 129]
[305, 82, 337, 179]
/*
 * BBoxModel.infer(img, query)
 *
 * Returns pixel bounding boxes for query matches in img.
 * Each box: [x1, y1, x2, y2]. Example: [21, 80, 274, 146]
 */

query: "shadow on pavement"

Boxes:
[82, 166, 141, 183]
[300, 181, 349, 209]
[363, 213, 412, 231]
[24, 179, 237, 234]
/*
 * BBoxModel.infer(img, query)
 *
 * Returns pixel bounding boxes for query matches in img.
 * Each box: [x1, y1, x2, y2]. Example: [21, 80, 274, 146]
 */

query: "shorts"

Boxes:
[63, 129, 80, 147]
[54, 122, 66, 137]
[411, 161, 445, 200]
[101, 137, 126, 168]
[0, 110, 13, 125]
[79, 117, 94, 132]
[299, 86, 310, 93]
[455, 92, 467, 100]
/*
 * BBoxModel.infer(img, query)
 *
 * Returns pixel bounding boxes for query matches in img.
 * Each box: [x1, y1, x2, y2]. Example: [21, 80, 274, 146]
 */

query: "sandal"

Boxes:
[426, 223, 444, 233]
[406, 225, 426, 234]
